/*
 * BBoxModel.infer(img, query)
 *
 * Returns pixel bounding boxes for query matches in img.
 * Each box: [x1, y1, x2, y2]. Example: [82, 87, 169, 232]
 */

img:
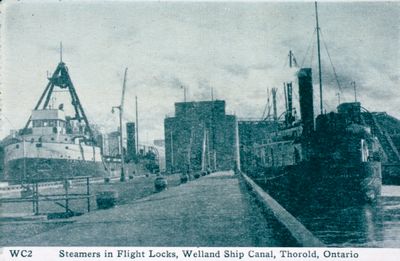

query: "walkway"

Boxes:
[16, 171, 289, 246]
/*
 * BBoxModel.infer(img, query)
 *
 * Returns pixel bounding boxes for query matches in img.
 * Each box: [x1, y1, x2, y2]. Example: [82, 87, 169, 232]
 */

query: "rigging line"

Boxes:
[309, 38, 316, 71]
[320, 30, 342, 92]
[310, 37, 320, 106]
[323, 100, 331, 113]
[292, 53, 299, 67]
[261, 88, 269, 119]
[300, 28, 317, 68]
[3, 115, 16, 129]
[261, 99, 269, 119]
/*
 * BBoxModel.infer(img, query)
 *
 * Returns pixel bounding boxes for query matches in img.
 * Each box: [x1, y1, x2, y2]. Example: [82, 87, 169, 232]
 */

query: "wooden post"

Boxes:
[32, 184, 35, 213]
[86, 177, 90, 212]
[65, 179, 69, 213]
[135, 96, 139, 156]
[170, 131, 174, 173]
[35, 182, 39, 215]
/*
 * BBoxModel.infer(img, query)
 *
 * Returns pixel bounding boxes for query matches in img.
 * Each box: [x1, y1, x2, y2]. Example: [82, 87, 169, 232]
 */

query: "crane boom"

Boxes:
[120, 68, 128, 115]
[117, 67, 128, 182]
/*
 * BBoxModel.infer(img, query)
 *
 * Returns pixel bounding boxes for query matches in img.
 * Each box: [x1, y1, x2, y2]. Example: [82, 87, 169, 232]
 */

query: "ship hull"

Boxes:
[250, 161, 382, 209]
[4, 158, 107, 184]
[3, 139, 107, 184]
[382, 164, 400, 185]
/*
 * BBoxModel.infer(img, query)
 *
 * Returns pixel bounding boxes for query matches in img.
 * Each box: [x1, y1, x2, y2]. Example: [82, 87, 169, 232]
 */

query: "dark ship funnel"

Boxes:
[298, 68, 314, 136]
[126, 122, 137, 162]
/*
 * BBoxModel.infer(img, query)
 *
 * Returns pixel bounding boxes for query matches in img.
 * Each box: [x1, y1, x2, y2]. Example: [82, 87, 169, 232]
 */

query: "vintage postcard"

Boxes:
[0, 0, 399, 260]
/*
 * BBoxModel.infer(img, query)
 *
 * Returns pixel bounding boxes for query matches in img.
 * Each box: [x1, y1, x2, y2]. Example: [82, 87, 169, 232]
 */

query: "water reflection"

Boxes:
[276, 186, 400, 247]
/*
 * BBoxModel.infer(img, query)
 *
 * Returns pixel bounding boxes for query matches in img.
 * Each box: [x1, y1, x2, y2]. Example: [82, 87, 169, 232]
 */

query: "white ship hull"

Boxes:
[4, 141, 106, 183]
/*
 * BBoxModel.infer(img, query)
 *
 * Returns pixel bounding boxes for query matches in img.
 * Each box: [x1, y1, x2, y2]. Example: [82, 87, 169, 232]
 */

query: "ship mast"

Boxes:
[315, 1, 323, 114]
[284, 50, 296, 126]
[60, 42, 63, 63]
[289, 50, 296, 68]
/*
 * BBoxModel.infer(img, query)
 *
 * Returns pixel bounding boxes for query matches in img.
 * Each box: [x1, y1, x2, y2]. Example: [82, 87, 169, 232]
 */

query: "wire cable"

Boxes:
[300, 28, 317, 68]
[320, 30, 342, 92]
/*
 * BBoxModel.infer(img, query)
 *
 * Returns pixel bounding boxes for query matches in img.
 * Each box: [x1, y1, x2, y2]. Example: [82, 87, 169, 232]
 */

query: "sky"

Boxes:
[1, 0, 399, 142]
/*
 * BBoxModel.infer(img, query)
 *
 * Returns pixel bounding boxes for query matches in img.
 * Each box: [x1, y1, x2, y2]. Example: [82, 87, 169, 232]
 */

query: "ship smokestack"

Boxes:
[286, 82, 294, 125]
[298, 68, 314, 136]
[126, 122, 136, 162]
[272, 88, 278, 121]
[287, 83, 293, 119]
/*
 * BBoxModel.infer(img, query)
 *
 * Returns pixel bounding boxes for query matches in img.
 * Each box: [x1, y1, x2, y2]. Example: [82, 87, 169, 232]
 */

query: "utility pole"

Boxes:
[213, 151, 217, 171]
[288, 50, 298, 68]
[22, 138, 26, 183]
[181, 85, 187, 102]
[315, 1, 323, 115]
[336, 92, 341, 106]
[206, 130, 211, 169]
[188, 128, 194, 173]
[135, 96, 139, 156]
[170, 131, 174, 173]
[201, 127, 207, 171]
[283, 83, 288, 114]
[112, 68, 128, 182]
[352, 81, 357, 102]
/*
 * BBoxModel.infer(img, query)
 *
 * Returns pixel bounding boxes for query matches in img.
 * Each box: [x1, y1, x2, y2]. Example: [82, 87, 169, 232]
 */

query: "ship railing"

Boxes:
[0, 176, 106, 193]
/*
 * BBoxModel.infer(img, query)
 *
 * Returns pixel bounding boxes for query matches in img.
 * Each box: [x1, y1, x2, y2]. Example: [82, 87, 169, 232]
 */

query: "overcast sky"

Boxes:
[1, 0, 399, 142]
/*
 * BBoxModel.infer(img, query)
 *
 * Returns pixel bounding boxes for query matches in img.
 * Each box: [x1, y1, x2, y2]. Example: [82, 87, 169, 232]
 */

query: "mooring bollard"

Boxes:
[154, 176, 168, 192]
[180, 173, 189, 184]
[193, 172, 201, 179]
[96, 190, 118, 209]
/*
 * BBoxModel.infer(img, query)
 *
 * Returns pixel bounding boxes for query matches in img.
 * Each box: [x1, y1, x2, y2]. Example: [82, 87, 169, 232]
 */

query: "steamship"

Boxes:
[2, 59, 107, 184]
[240, 3, 382, 205]
[241, 68, 382, 205]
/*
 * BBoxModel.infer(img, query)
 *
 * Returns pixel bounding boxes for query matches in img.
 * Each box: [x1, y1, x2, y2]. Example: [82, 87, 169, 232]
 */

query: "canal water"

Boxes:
[287, 185, 400, 247]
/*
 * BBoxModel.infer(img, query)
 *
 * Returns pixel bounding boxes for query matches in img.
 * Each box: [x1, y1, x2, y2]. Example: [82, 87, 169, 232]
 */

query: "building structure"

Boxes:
[164, 100, 237, 173]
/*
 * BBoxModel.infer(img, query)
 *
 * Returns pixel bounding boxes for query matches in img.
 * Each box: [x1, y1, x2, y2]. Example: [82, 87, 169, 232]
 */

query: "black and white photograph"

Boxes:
[0, 0, 399, 259]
